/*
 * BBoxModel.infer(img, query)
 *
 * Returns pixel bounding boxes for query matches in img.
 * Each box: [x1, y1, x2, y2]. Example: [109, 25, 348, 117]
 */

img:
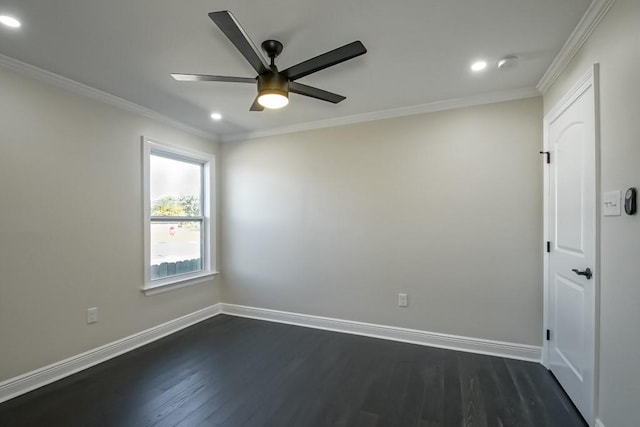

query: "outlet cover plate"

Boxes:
[87, 307, 98, 324]
[398, 293, 408, 307]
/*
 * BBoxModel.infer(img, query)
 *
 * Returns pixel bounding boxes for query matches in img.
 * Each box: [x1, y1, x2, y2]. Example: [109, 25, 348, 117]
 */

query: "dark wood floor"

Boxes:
[0, 315, 586, 427]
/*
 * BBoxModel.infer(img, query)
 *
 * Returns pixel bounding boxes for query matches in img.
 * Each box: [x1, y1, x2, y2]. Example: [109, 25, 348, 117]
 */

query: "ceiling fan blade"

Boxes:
[282, 41, 367, 81]
[250, 95, 264, 111]
[208, 11, 269, 75]
[289, 82, 346, 104]
[171, 74, 256, 83]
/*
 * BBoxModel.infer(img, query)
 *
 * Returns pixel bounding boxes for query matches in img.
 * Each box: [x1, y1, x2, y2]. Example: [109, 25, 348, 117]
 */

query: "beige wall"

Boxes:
[0, 66, 221, 381]
[544, 0, 640, 426]
[221, 97, 543, 346]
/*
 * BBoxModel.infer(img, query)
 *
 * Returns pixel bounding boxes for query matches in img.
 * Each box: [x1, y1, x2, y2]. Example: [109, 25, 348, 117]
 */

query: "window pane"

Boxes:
[150, 154, 201, 217]
[150, 221, 202, 279]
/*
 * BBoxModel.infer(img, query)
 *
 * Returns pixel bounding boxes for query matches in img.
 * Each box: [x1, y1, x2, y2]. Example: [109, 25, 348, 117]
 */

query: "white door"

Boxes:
[545, 67, 598, 423]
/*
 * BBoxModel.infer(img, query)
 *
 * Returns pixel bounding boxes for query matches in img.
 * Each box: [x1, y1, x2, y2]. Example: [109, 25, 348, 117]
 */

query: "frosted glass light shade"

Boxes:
[258, 92, 289, 109]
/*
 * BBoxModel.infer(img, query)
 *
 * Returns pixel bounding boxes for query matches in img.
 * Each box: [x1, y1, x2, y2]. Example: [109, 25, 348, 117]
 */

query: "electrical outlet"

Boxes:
[398, 293, 408, 307]
[87, 307, 98, 324]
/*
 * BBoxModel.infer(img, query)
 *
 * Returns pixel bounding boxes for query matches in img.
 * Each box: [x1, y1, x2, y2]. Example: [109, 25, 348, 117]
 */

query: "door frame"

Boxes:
[542, 64, 600, 424]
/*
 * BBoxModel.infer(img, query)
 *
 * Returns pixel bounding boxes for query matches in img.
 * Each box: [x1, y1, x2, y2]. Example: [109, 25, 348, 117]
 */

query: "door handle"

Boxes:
[572, 268, 592, 280]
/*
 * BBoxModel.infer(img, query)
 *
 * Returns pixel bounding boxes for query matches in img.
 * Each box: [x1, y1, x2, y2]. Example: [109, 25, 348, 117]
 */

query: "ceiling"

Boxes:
[0, 0, 591, 140]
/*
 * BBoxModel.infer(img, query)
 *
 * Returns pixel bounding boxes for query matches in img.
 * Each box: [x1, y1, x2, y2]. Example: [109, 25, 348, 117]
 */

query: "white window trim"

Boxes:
[142, 136, 218, 295]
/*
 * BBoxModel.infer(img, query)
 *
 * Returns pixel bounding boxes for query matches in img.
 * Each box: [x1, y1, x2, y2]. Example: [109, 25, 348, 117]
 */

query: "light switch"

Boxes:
[603, 190, 621, 216]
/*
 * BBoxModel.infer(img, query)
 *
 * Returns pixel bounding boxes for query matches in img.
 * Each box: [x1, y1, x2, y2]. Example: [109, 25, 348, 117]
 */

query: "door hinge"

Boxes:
[546, 241, 551, 253]
[540, 151, 550, 164]
[546, 329, 551, 341]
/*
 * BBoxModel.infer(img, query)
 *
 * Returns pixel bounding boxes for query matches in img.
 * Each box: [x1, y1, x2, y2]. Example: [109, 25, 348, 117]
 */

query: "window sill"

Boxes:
[142, 271, 219, 296]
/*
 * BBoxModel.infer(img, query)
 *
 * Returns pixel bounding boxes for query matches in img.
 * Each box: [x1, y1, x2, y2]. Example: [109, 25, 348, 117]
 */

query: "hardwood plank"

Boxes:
[457, 352, 488, 427]
[475, 354, 519, 427]
[355, 410, 379, 427]
[142, 320, 286, 426]
[419, 348, 445, 427]
[92, 316, 271, 426]
[504, 358, 555, 426]
[357, 339, 398, 420]
[321, 337, 384, 427]
[253, 331, 354, 426]
[395, 349, 432, 427]
[163, 323, 308, 426]
[442, 349, 463, 426]
[376, 358, 413, 426]
[506, 359, 587, 427]
[542, 372, 587, 426]
[208, 330, 317, 425]
[221, 329, 334, 426]
[0, 315, 243, 426]
[0, 316, 587, 427]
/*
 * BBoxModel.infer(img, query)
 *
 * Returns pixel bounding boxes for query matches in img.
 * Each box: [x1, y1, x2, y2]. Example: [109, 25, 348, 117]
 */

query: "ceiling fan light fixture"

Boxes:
[258, 90, 289, 109]
[257, 73, 290, 109]
[173, 11, 367, 111]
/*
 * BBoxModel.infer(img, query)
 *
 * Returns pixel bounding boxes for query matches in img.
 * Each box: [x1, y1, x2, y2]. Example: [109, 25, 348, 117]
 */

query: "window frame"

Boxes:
[142, 136, 217, 295]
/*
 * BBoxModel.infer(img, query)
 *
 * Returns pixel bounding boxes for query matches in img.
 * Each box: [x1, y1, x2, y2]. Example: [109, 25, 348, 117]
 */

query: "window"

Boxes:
[143, 137, 216, 294]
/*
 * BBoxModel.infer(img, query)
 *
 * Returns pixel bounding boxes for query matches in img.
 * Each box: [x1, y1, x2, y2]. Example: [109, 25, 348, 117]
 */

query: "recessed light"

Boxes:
[210, 112, 222, 121]
[0, 15, 21, 28]
[470, 60, 488, 72]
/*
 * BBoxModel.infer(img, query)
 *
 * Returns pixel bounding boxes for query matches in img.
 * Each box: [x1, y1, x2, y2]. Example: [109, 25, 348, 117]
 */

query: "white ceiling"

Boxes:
[0, 0, 591, 139]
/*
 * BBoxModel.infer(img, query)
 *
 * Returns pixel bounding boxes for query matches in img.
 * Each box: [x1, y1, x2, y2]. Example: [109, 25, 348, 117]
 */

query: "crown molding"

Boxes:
[0, 53, 219, 142]
[221, 86, 540, 142]
[0, 52, 540, 144]
[537, 0, 615, 94]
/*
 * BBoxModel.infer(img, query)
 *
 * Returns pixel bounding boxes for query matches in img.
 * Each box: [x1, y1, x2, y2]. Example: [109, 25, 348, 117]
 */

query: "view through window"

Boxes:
[149, 153, 204, 280]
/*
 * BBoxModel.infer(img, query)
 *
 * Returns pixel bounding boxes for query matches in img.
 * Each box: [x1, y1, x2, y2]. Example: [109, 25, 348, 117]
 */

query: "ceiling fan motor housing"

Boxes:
[258, 72, 289, 97]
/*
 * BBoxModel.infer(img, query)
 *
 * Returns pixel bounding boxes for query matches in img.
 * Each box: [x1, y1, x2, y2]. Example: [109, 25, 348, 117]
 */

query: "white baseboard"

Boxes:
[595, 419, 605, 427]
[0, 302, 543, 404]
[220, 304, 542, 362]
[0, 304, 221, 404]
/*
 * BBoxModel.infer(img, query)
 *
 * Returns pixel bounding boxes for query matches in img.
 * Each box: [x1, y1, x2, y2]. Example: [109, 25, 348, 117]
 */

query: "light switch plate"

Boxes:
[603, 190, 621, 216]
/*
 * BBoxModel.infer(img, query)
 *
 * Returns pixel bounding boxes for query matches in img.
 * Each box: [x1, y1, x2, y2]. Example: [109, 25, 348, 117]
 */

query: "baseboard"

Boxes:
[595, 419, 605, 427]
[220, 304, 542, 362]
[0, 304, 221, 404]
[0, 302, 543, 404]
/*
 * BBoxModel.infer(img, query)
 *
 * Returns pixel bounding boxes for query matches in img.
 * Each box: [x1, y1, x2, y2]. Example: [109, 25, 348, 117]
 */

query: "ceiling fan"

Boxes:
[171, 11, 367, 111]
